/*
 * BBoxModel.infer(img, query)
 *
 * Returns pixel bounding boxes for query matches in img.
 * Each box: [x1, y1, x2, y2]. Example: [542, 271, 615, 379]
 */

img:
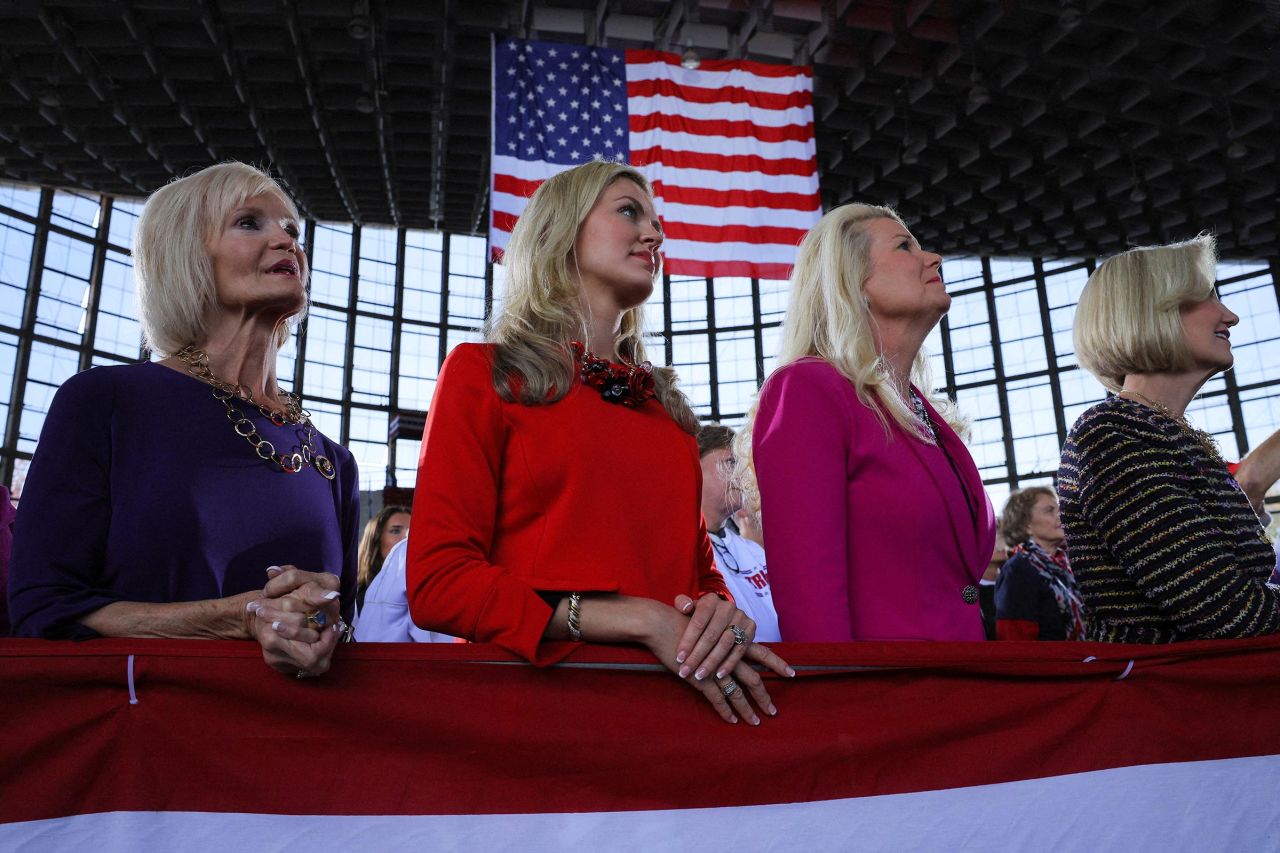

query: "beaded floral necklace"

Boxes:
[570, 341, 656, 408]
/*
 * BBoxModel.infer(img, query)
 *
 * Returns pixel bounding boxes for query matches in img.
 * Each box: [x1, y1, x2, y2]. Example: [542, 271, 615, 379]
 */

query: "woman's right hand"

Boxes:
[636, 599, 794, 725]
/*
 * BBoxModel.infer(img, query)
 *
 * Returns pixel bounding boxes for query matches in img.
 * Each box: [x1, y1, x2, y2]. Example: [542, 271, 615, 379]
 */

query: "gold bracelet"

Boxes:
[567, 592, 583, 641]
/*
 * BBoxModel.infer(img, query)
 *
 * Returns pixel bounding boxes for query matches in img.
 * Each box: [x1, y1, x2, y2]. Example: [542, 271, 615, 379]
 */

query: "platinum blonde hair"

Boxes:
[488, 160, 698, 434]
[733, 202, 964, 520]
[134, 161, 308, 358]
[1073, 233, 1218, 389]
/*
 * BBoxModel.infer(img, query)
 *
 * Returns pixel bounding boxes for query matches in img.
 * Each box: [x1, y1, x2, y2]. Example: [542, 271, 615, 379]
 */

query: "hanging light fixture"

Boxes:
[680, 40, 701, 70]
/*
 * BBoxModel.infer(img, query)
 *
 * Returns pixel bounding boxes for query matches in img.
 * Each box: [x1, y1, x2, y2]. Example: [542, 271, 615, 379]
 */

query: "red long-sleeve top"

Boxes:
[407, 343, 726, 664]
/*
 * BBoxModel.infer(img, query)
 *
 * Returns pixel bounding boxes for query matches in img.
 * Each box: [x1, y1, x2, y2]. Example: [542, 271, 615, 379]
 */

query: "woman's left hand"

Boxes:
[246, 565, 343, 678]
[672, 593, 756, 682]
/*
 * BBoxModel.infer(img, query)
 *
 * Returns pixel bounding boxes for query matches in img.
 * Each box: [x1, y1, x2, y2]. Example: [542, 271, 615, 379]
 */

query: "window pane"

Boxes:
[351, 315, 392, 406]
[0, 331, 17, 434]
[713, 277, 753, 327]
[36, 232, 93, 344]
[403, 229, 443, 323]
[1218, 273, 1279, 388]
[357, 224, 397, 314]
[310, 223, 352, 308]
[19, 342, 80, 452]
[398, 323, 440, 411]
[715, 330, 758, 418]
[108, 196, 143, 251]
[0, 183, 41, 218]
[51, 189, 100, 237]
[955, 384, 1006, 481]
[394, 436, 421, 488]
[672, 333, 711, 415]
[301, 306, 349, 401]
[1005, 376, 1059, 476]
[758, 278, 787, 323]
[0, 213, 35, 329]
[949, 291, 994, 385]
[93, 251, 141, 358]
[670, 276, 707, 330]
[993, 279, 1046, 376]
[348, 407, 389, 491]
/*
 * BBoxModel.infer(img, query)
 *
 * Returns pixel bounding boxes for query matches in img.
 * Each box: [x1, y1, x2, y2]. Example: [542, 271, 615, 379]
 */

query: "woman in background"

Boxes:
[1059, 234, 1280, 642]
[355, 504, 410, 615]
[994, 487, 1085, 640]
[736, 203, 995, 642]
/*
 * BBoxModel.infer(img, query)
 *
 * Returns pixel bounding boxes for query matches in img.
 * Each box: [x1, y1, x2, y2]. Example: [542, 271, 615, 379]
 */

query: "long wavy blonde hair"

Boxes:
[733, 202, 965, 519]
[488, 160, 698, 434]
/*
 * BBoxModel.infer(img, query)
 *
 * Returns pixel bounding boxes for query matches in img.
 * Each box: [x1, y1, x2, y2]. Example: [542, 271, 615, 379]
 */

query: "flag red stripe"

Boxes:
[492, 173, 544, 200]
[6, 637, 1280, 823]
[660, 221, 808, 246]
[630, 146, 817, 177]
[627, 78, 812, 110]
[492, 210, 520, 233]
[651, 181, 820, 212]
[629, 112, 814, 143]
[626, 49, 814, 80]
[665, 258, 797, 279]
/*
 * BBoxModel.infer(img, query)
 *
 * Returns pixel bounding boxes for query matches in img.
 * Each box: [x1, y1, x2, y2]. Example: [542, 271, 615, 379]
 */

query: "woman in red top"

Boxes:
[407, 161, 792, 724]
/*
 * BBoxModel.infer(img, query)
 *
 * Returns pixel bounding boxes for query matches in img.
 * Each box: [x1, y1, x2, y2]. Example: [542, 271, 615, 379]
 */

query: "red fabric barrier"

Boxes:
[4, 636, 1280, 825]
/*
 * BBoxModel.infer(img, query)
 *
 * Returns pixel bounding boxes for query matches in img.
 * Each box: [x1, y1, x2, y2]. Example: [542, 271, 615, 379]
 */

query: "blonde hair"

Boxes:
[733, 202, 964, 519]
[488, 160, 698, 434]
[134, 161, 308, 357]
[1073, 234, 1218, 388]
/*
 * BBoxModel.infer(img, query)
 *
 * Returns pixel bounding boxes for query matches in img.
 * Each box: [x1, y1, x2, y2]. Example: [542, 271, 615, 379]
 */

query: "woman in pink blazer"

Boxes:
[736, 204, 996, 641]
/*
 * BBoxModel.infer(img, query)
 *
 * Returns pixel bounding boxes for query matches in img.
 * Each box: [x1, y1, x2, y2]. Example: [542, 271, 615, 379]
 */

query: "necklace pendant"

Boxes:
[314, 455, 336, 480]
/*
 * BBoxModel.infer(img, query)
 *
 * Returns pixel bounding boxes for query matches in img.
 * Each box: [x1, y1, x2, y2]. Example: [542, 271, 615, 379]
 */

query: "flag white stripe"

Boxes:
[659, 238, 804, 265]
[630, 128, 815, 161]
[628, 94, 814, 127]
[657, 202, 820, 230]
[626, 61, 813, 96]
[5, 756, 1275, 853]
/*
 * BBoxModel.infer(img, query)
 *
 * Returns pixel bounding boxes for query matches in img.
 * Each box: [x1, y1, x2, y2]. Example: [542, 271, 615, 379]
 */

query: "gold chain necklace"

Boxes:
[1116, 389, 1227, 470]
[176, 345, 335, 480]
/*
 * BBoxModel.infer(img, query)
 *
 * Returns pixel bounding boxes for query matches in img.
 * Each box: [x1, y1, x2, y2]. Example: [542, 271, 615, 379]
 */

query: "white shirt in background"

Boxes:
[709, 527, 780, 642]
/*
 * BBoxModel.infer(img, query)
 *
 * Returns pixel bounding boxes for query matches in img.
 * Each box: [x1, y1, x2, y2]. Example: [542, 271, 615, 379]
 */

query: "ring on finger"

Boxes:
[305, 610, 327, 630]
[728, 624, 748, 646]
[721, 679, 741, 698]
[296, 669, 309, 679]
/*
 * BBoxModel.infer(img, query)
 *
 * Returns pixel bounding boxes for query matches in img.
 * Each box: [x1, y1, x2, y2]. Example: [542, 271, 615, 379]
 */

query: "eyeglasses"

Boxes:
[710, 536, 742, 575]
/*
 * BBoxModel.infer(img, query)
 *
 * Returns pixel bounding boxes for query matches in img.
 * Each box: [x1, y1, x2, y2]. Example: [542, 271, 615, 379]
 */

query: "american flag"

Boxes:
[490, 37, 821, 280]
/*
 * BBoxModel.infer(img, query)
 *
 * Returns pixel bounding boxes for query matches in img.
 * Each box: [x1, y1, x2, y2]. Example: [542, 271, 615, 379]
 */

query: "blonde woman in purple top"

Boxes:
[9, 163, 357, 678]
[736, 204, 995, 641]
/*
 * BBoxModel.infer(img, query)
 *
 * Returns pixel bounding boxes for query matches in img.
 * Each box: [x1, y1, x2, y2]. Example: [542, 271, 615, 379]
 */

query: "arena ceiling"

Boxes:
[0, 0, 1274, 259]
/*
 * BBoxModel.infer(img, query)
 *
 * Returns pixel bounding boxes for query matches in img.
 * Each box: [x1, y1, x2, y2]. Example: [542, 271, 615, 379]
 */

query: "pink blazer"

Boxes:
[754, 358, 996, 641]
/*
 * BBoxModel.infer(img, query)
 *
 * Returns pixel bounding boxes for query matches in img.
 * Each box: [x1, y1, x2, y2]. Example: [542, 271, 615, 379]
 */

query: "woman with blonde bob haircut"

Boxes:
[407, 160, 792, 725]
[10, 161, 358, 680]
[1058, 234, 1280, 642]
[736, 203, 995, 641]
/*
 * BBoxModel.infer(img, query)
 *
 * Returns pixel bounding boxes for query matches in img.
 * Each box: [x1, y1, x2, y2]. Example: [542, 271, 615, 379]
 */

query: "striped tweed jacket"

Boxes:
[1057, 395, 1280, 643]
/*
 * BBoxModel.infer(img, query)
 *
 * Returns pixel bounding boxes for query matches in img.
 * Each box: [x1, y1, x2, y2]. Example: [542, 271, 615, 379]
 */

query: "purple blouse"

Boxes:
[8, 362, 358, 638]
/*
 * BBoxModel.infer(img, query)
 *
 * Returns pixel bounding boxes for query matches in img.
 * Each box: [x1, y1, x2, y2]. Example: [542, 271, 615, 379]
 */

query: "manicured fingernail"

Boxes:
[786, 667, 796, 678]
[750, 715, 761, 726]
[716, 668, 727, 680]
[266, 565, 282, 576]
[246, 601, 262, 614]
[679, 665, 691, 679]
[682, 602, 693, 612]
[322, 591, 340, 600]
[271, 620, 284, 632]
[768, 704, 778, 716]
[694, 668, 707, 681]
[332, 623, 341, 633]
[730, 715, 739, 724]
[676, 651, 687, 664]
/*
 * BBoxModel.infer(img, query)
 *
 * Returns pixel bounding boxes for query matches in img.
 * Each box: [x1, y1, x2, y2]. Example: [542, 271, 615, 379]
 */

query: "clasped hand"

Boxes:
[244, 565, 343, 678]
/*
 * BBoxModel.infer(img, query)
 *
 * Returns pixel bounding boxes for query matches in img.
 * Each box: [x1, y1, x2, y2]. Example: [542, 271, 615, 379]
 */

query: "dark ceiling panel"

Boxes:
[0, 0, 1272, 257]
